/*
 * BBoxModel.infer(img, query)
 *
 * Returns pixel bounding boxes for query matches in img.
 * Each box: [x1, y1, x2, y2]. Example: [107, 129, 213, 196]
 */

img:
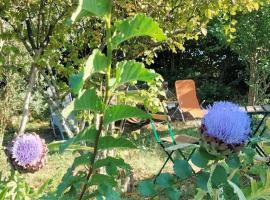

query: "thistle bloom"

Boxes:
[200, 101, 251, 156]
[7, 133, 47, 173]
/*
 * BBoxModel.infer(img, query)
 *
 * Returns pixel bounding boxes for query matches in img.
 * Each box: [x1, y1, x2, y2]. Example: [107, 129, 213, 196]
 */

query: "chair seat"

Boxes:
[161, 134, 199, 144]
[183, 108, 205, 119]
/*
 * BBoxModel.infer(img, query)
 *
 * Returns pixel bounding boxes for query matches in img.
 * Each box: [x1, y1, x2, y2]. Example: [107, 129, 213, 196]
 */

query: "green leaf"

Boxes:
[69, 50, 108, 94]
[85, 49, 108, 75]
[138, 180, 156, 197]
[72, 153, 91, 168]
[243, 147, 256, 165]
[98, 184, 121, 200]
[164, 187, 181, 200]
[34, 179, 53, 196]
[114, 60, 158, 88]
[90, 174, 117, 187]
[0, 188, 8, 200]
[228, 180, 247, 200]
[196, 172, 210, 191]
[194, 188, 207, 200]
[173, 159, 193, 180]
[156, 173, 175, 188]
[98, 136, 136, 149]
[103, 105, 151, 125]
[71, 0, 112, 22]
[62, 88, 103, 118]
[69, 73, 84, 94]
[191, 149, 210, 168]
[93, 157, 131, 171]
[59, 127, 97, 152]
[211, 165, 227, 188]
[112, 13, 166, 49]
[225, 154, 240, 169]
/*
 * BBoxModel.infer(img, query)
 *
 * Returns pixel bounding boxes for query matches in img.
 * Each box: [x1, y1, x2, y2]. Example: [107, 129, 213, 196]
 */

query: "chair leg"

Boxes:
[153, 151, 174, 183]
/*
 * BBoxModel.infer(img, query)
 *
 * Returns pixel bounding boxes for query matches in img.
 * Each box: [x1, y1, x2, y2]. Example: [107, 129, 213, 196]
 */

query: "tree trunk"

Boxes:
[247, 56, 257, 106]
[18, 65, 38, 135]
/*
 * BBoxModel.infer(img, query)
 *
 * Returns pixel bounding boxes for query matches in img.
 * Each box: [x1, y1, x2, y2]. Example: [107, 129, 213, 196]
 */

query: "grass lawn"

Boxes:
[0, 120, 200, 198]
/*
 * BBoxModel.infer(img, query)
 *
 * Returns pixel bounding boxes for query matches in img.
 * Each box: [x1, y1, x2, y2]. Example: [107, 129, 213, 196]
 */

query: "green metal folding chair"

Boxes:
[150, 115, 199, 182]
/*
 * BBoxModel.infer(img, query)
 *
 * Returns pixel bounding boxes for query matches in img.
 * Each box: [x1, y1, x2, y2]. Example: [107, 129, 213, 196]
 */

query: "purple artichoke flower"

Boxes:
[200, 101, 251, 156]
[7, 133, 47, 173]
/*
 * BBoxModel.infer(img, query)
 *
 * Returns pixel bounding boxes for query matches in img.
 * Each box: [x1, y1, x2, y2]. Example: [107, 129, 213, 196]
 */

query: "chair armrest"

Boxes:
[165, 143, 199, 151]
[200, 100, 206, 109]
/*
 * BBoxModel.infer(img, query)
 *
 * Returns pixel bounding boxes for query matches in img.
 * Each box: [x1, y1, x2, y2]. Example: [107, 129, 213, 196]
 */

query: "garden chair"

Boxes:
[172, 79, 206, 122]
[150, 114, 200, 182]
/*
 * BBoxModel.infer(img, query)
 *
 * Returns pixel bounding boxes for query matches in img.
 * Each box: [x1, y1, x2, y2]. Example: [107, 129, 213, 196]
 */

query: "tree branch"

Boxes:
[25, 18, 37, 49]
[0, 16, 34, 56]
[41, 6, 69, 49]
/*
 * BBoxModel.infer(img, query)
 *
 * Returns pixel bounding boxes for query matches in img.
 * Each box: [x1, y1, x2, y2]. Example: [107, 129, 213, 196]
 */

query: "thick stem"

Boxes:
[18, 65, 38, 135]
[78, 117, 104, 200]
[78, 8, 112, 200]
[105, 15, 112, 104]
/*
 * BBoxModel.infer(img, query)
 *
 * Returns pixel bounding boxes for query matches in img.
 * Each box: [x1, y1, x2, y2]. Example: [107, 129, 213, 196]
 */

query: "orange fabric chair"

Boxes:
[175, 80, 205, 121]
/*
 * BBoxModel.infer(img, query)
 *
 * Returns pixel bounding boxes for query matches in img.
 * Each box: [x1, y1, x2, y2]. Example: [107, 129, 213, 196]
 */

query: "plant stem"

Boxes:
[105, 14, 112, 104]
[78, 8, 112, 200]
[78, 117, 104, 200]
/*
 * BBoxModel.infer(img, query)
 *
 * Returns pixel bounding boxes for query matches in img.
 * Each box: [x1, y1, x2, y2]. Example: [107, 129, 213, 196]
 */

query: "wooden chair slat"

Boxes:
[240, 107, 246, 112]
[246, 106, 256, 113]
[263, 105, 270, 112]
[254, 106, 265, 112]
[152, 114, 168, 121]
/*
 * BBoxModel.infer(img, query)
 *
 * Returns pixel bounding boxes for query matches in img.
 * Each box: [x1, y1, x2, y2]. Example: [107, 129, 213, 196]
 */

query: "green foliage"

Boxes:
[62, 88, 104, 118]
[173, 159, 193, 180]
[71, 0, 112, 22]
[138, 180, 156, 197]
[98, 136, 137, 149]
[114, 60, 159, 88]
[111, 14, 167, 49]
[50, 1, 167, 199]
[0, 171, 51, 200]
[103, 105, 151, 125]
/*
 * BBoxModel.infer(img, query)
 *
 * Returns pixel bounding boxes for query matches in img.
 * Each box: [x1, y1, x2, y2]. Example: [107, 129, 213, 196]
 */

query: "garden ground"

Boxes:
[0, 120, 199, 199]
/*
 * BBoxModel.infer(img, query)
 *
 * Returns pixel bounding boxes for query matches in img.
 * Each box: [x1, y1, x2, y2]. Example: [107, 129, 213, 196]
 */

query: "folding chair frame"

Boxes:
[150, 120, 197, 183]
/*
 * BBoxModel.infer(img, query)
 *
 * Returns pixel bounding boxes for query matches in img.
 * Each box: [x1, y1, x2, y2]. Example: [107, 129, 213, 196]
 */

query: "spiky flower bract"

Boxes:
[200, 101, 251, 156]
[7, 133, 47, 173]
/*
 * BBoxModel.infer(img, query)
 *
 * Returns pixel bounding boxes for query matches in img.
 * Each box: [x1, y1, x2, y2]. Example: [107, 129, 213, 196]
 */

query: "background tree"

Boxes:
[210, 5, 270, 105]
[0, 0, 74, 135]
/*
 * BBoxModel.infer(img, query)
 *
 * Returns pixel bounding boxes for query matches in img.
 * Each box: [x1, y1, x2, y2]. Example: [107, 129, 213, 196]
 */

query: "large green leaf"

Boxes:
[69, 50, 108, 94]
[156, 173, 175, 188]
[72, 153, 91, 168]
[196, 172, 210, 191]
[93, 157, 131, 171]
[111, 13, 166, 49]
[69, 73, 84, 94]
[59, 127, 97, 152]
[71, 0, 111, 22]
[98, 184, 121, 200]
[194, 189, 207, 200]
[191, 149, 210, 168]
[173, 160, 193, 180]
[103, 105, 151, 125]
[138, 180, 156, 197]
[225, 154, 240, 169]
[62, 88, 103, 118]
[211, 165, 227, 188]
[228, 180, 247, 200]
[114, 60, 158, 88]
[89, 174, 117, 187]
[98, 136, 136, 149]
[164, 187, 181, 200]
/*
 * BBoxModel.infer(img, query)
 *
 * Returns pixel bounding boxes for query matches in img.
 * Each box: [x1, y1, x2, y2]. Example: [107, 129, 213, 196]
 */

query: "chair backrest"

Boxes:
[175, 80, 201, 112]
[150, 120, 176, 145]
